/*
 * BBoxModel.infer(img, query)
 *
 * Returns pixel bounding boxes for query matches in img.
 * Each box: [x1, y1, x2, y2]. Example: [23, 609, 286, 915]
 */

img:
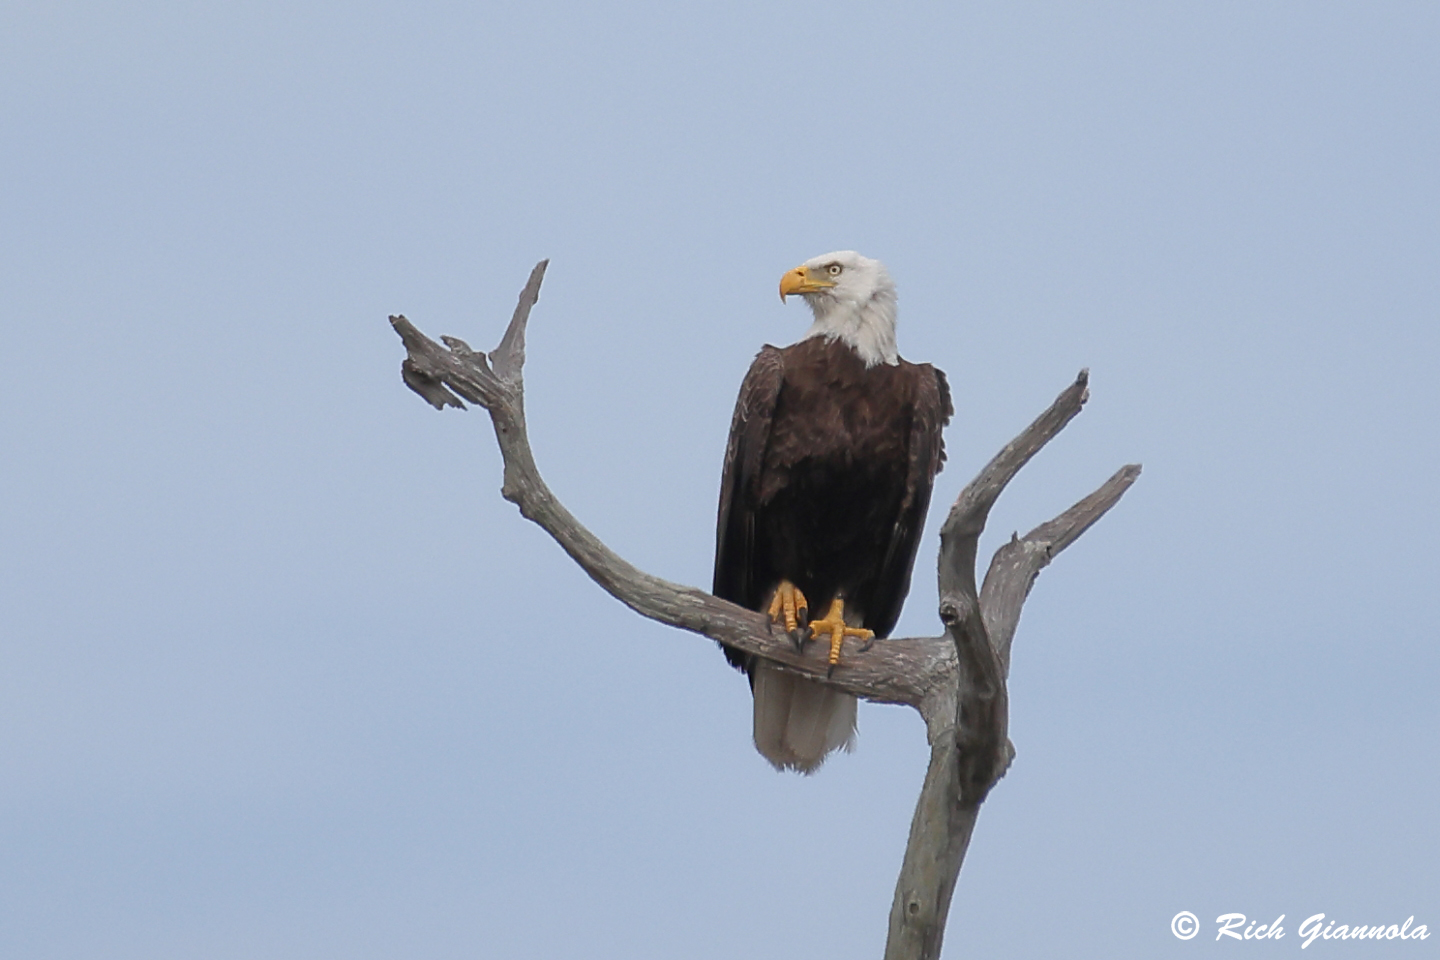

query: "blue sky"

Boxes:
[2, 2, 1436, 957]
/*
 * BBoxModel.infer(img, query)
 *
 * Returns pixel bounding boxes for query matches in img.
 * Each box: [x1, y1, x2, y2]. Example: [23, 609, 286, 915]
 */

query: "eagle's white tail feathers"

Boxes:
[751, 661, 857, 774]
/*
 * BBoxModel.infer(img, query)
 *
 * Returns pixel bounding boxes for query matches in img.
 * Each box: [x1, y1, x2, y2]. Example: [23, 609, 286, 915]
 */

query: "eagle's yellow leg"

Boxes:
[809, 598, 875, 677]
[766, 580, 809, 636]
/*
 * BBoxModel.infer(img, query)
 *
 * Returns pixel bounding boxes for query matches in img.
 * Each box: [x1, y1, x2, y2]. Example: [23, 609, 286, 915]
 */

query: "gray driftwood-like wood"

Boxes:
[390, 261, 1140, 960]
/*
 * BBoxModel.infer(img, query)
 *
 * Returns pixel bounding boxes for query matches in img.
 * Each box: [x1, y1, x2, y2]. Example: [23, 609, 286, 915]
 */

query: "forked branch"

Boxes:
[390, 261, 1139, 960]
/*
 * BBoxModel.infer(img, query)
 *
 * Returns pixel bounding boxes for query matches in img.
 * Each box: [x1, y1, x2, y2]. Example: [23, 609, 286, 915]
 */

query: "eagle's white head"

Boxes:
[779, 250, 898, 367]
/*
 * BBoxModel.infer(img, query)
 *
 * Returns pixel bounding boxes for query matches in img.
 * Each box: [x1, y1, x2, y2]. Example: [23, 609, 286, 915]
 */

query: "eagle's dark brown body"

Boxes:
[714, 336, 952, 677]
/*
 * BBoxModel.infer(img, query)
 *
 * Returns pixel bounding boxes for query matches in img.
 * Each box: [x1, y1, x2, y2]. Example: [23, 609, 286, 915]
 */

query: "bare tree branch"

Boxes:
[984, 464, 1141, 673]
[886, 451, 1138, 959]
[391, 261, 1139, 960]
[391, 275, 954, 708]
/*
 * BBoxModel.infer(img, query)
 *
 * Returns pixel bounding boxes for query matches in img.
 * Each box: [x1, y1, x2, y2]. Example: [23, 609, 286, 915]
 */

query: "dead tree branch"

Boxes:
[390, 261, 1139, 960]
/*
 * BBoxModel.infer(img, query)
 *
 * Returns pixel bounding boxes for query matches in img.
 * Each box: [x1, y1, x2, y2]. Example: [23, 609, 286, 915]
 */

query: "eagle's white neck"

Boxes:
[800, 288, 899, 367]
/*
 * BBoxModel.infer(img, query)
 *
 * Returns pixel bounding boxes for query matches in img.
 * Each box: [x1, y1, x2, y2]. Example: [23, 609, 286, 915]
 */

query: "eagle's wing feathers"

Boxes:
[868, 364, 953, 637]
[713, 346, 785, 668]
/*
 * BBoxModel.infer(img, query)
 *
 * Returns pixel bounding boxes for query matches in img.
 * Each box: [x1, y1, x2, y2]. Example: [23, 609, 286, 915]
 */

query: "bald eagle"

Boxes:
[714, 251, 952, 773]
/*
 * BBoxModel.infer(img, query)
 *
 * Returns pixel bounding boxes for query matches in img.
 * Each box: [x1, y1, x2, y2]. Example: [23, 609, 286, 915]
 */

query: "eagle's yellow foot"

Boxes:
[809, 597, 874, 677]
[766, 580, 810, 650]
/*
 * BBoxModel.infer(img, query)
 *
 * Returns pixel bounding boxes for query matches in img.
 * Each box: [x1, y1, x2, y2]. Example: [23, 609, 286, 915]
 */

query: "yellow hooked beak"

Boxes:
[779, 264, 837, 301]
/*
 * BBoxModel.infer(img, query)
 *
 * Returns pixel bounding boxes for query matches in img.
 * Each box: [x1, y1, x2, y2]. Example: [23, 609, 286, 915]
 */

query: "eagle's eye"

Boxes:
[826, 263, 843, 278]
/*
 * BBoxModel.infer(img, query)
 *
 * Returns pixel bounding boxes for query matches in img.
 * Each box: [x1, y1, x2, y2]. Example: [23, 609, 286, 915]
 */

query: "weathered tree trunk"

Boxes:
[391, 261, 1139, 960]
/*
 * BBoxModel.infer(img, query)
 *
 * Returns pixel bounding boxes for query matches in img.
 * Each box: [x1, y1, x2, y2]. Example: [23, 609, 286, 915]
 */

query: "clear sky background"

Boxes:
[2, 2, 1436, 957]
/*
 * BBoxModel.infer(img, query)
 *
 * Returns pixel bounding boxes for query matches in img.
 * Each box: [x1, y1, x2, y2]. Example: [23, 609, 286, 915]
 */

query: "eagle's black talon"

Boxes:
[857, 636, 875, 654]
